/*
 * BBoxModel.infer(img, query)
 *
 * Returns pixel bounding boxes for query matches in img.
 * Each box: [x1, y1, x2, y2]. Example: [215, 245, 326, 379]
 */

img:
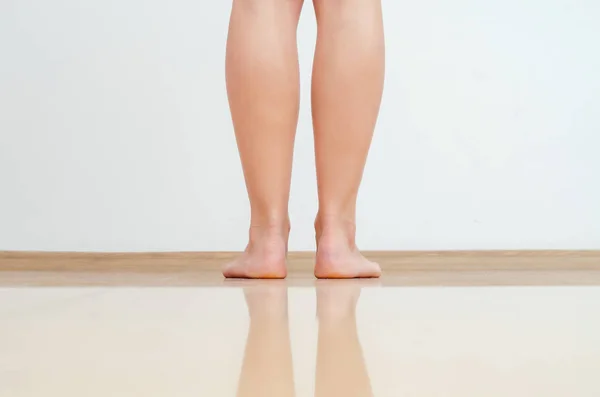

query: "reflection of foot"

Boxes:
[244, 282, 289, 319]
[223, 227, 288, 279]
[317, 281, 361, 321]
[315, 281, 374, 397]
[237, 283, 294, 397]
[315, 229, 381, 279]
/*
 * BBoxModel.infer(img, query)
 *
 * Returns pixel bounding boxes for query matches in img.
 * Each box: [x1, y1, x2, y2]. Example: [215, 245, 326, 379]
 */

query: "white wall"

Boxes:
[1, 0, 599, 252]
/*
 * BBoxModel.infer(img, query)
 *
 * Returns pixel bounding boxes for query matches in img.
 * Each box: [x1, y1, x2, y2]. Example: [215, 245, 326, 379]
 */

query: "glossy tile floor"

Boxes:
[1, 280, 600, 396]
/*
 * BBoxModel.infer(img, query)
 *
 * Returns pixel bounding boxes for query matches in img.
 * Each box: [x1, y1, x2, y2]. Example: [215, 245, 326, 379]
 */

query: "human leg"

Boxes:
[223, 0, 304, 279]
[311, 0, 385, 278]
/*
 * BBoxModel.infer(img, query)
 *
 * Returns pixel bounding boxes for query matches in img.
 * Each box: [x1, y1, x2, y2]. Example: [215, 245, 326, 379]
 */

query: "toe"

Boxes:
[365, 261, 382, 278]
[222, 262, 244, 279]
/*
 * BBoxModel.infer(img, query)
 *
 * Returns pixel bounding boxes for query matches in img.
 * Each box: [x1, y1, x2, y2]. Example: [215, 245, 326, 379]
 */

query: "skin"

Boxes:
[223, 0, 384, 279]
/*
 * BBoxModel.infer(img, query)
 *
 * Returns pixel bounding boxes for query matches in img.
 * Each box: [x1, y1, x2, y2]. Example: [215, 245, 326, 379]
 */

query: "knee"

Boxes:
[314, 0, 378, 15]
[314, 0, 366, 8]
[235, 0, 304, 12]
[314, 0, 381, 22]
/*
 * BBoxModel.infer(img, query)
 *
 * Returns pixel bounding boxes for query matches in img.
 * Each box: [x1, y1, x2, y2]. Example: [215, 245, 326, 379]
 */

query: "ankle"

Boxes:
[249, 214, 290, 237]
[249, 224, 288, 242]
[315, 213, 356, 247]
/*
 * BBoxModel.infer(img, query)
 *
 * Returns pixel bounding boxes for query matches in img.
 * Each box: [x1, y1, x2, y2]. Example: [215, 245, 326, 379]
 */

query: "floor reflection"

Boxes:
[236, 281, 373, 397]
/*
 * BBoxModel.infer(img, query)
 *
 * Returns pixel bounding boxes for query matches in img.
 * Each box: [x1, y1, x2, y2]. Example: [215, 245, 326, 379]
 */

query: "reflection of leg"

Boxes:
[315, 283, 373, 397]
[237, 285, 295, 397]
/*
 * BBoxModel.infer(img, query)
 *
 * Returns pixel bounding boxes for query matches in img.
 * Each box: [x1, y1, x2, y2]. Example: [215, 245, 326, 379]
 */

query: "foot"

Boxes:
[314, 217, 381, 279]
[223, 226, 288, 279]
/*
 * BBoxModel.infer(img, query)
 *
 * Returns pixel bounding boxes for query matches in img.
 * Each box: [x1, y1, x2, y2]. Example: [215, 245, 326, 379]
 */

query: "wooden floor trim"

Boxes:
[1, 250, 599, 272]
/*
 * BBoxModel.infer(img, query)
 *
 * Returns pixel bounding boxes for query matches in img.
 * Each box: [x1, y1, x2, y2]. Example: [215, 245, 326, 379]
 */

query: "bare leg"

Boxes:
[223, 0, 304, 279]
[315, 282, 374, 397]
[236, 284, 295, 397]
[311, 0, 384, 278]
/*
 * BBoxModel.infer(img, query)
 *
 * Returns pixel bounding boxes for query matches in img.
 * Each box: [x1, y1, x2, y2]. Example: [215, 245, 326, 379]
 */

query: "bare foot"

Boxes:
[223, 226, 288, 279]
[314, 218, 381, 279]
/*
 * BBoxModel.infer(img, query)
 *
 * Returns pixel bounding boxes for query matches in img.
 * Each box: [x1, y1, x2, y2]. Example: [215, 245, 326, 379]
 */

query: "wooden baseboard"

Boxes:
[1, 250, 599, 272]
[1, 250, 599, 287]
